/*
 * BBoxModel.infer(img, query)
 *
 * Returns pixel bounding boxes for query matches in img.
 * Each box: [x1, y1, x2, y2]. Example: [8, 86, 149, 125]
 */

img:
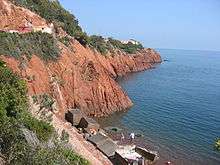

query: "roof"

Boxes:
[88, 133, 109, 146]
[116, 145, 142, 161]
[135, 147, 158, 162]
[84, 117, 98, 124]
[88, 133, 117, 157]
[97, 139, 117, 157]
[68, 108, 82, 115]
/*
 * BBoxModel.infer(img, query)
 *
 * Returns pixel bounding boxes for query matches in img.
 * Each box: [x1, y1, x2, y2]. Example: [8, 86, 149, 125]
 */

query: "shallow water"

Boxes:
[98, 49, 220, 165]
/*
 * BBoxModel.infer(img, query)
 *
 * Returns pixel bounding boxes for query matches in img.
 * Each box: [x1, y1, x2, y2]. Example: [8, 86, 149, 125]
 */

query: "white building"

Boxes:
[121, 39, 140, 45]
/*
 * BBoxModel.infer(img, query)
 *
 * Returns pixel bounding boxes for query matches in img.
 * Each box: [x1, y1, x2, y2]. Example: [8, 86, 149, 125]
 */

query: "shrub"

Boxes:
[9, 0, 144, 54]
[0, 31, 60, 61]
[108, 38, 144, 54]
[0, 62, 28, 118]
[22, 114, 54, 141]
[10, 0, 89, 46]
[0, 62, 89, 164]
[59, 36, 71, 47]
[89, 35, 109, 55]
[60, 130, 69, 143]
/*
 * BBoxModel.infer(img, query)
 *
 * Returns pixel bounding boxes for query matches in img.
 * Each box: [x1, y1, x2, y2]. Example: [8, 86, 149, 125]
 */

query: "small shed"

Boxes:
[97, 139, 117, 157]
[88, 133, 117, 157]
[65, 109, 83, 126]
[78, 117, 100, 133]
[135, 147, 158, 162]
[87, 132, 109, 146]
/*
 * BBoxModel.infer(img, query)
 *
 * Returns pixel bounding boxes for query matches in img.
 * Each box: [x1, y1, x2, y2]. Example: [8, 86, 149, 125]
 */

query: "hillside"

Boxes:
[0, 0, 161, 118]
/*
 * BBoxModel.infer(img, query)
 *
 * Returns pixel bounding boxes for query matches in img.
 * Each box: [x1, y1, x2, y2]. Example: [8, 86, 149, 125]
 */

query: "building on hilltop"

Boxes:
[121, 39, 140, 45]
[1, 18, 55, 34]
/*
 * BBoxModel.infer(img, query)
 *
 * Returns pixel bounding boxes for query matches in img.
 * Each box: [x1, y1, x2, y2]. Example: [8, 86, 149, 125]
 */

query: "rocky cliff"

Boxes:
[0, 0, 162, 117]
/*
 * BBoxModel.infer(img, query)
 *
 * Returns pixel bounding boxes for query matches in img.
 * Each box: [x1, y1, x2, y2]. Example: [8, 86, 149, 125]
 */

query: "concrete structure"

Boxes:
[115, 145, 144, 165]
[88, 132, 117, 157]
[65, 108, 83, 126]
[78, 117, 100, 134]
[135, 147, 158, 162]
[114, 145, 159, 165]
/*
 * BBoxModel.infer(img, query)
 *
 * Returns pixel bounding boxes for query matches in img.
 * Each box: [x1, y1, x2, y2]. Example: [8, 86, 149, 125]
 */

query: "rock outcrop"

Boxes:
[0, 0, 162, 117]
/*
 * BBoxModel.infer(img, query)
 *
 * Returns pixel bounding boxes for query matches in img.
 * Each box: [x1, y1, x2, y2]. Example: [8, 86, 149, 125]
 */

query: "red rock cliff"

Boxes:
[0, 0, 162, 117]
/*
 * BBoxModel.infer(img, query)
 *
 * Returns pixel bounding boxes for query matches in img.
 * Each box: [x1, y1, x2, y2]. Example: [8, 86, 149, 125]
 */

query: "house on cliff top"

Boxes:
[1, 19, 54, 34]
[121, 39, 140, 45]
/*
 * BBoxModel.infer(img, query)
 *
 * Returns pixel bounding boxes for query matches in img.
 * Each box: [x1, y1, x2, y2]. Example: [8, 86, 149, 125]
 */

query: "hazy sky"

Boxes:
[59, 0, 220, 51]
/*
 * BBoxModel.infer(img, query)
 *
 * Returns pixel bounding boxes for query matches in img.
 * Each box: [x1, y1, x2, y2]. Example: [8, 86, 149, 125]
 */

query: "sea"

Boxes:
[97, 49, 220, 165]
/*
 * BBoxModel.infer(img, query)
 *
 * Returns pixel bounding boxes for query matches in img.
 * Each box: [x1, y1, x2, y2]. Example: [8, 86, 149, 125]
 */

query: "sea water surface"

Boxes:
[98, 49, 220, 165]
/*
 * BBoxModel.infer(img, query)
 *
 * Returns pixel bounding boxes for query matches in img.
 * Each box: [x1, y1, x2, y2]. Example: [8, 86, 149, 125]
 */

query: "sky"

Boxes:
[59, 0, 220, 51]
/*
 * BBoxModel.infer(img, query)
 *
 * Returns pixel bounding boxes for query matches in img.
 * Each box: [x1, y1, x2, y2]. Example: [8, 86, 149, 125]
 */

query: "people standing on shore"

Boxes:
[121, 133, 125, 142]
[130, 132, 135, 142]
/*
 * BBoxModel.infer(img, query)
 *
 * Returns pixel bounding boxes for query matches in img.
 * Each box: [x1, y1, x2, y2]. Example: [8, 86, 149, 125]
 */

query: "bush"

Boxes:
[22, 114, 54, 141]
[89, 35, 109, 55]
[0, 62, 28, 117]
[0, 31, 60, 61]
[59, 36, 71, 47]
[10, 0, 89, 46]
[0, 61, 89, 164]
[9, 0, 144, 54]
[108, 38, 144, 54]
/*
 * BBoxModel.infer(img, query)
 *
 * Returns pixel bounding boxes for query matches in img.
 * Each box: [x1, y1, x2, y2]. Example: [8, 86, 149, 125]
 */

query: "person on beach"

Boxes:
[121, 133, 125, 141]
[130, 132, 135, 142]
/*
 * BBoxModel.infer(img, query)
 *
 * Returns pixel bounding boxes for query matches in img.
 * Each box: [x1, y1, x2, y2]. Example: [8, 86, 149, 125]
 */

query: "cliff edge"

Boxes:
[0, 0, 162, 117]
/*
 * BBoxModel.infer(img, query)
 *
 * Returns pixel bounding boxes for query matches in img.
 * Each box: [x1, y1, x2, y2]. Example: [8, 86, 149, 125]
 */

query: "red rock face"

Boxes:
[1, 40, 161, 117]
[0, 0, 162, 117]
[0, 0, 48, 30]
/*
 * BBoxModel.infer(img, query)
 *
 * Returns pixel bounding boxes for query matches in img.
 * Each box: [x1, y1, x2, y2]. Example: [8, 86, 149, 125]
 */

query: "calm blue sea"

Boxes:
[98, 49, 220, 165]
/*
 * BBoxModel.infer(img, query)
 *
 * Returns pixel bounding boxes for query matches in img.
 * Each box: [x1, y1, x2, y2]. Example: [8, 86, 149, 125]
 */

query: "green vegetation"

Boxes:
[89, 35, 112, 55]
[10, 0, 89, 46]
[215, 139, 220, 151]
[0, 60, 89, 164]
[9, 0, 144, 55]
[33, 93, 55, 111]
[108, 38, 144, 54]
[88, 36, 144, 55]
[0, 31, 59, 61]
[59, 36, 71, 47]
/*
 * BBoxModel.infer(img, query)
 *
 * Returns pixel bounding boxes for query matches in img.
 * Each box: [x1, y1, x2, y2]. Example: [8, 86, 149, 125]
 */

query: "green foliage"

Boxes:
[59, 36, 71, 47]
[9, 0, 144, 54]
[10, 0, 89, 46]
[215, 139, 220, 151]
[38, 94, 55, 110]
[0, 31, 59, 61]
[22, 114, 54, 141]
[0, 62, 53, 141]
[0, 62, 28, 118]
[89, 35, 109, 55]
[88, 36, 144, 55]
[60, 130, 69, 143]
[0, 62, 89, 164]
[30, 146, 89, 165]
[108, 38, 144, 54]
